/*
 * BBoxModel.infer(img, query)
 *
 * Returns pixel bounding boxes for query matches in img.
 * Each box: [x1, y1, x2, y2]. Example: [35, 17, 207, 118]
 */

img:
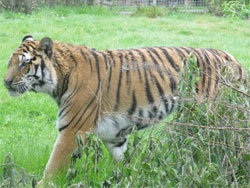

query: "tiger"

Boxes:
[4, 35, 247, 185]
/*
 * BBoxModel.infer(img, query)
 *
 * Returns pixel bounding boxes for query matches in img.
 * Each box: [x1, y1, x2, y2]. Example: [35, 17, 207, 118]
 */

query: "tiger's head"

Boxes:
[4, 35, 57, 97]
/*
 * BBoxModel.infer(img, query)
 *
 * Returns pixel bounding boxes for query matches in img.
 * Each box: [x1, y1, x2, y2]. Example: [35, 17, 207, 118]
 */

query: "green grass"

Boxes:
[0, 6, 250, 187]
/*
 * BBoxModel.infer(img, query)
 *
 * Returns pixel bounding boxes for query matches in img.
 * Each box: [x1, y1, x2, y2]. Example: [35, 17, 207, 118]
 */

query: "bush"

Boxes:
[0, 0, 89, 14]
[222, 0, 250, 19]
[207, 0, 224, 16]
[173, 55, 250, 186]
[63, 55, 250, 187]
[207, 0, 250, 19]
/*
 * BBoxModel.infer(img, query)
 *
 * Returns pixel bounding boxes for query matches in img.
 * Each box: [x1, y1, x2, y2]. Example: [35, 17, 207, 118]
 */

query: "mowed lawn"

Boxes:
[0, 6, 250, 186]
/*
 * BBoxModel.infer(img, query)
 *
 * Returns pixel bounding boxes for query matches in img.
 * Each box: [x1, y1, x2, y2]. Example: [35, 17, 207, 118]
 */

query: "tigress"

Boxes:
[4, 35, 247, 185]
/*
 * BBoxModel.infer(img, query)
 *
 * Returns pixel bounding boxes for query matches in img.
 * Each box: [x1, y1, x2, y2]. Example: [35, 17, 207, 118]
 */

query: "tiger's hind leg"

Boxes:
[104, 138, 128, 161]
[95, 115, 132, 161]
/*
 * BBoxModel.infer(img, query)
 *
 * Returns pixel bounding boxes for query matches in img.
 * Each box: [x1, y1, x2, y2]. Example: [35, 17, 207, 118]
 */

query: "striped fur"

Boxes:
[4, 36, 247, 184]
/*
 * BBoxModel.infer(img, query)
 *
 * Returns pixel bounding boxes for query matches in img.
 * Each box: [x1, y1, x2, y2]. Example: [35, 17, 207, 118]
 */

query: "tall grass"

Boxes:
[0, 6, 249, 187]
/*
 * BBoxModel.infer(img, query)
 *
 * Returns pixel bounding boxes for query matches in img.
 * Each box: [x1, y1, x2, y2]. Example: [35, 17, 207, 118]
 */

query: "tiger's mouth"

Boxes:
[5, 83, 26, 97]
[7, 88, 23, 97]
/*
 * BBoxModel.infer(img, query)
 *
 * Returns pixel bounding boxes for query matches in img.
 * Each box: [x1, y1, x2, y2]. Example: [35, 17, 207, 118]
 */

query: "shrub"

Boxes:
[64, 55, 250, 187]
[206, 0, 224, 16]
[207, 0, 250, 19]
[222, 0, 250, 19]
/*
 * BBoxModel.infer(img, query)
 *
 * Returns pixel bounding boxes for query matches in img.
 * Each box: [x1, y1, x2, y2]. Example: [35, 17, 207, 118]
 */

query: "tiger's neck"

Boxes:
[50, 42, 93, 106]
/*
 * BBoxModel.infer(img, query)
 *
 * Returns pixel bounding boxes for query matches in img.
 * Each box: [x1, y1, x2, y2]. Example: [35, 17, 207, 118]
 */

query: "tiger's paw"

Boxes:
[37, 180, 55, 187]
[37, 180, 44, 187]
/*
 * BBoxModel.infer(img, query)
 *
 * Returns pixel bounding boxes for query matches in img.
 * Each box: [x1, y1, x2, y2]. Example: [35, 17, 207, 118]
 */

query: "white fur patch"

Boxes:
[19, 52, 31, 65]
[95, 115, 132, 142]
[105, 142, 127, 161]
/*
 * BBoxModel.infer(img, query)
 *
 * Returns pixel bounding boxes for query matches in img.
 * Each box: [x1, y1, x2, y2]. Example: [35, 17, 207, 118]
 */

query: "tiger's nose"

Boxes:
[4, 78, 13, 88]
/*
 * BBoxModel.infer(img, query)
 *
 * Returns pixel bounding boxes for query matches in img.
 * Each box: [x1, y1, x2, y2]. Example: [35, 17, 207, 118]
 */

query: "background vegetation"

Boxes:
[1, 0, 250, 19]
[0, 6, 249, 187]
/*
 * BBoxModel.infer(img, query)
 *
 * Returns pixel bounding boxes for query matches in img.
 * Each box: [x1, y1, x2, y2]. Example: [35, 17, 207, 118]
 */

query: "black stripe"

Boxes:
[41, 60, 45, 79]
[238, 66, 242, 81]
[154, 76, 164, 97]
[63, 78, 80, 105]
[54, 56, 63, 77]
[146, 49, 165, 80]
[72, 81, 101, 128]
[80, 48, 92, 74]
[60, 70, 71, 98]
[114, 138, 127, 147]
[159, 47, 180, 72]
[135, 49, 154, 104]
[57, 49, 67, 59]
[139, 109, 144, 117]
[145, 79, 154, 104]
[203, 50, 212, 97]
[150, 48, 177, 93]
[59, 108, 82, 132]
[59, 80, 81, 119]
[171, 77, 177, 93]
[107, 57, 113, 93]
[124, 52, 131, 94]
[92, 51, 101, 87]
[62, 45, 78, 66]
[179, 47, 192, 56]
[28, 44, 36, 50]
[114, 53, 124, 111]
[129, 50, 142, 83]
[218, 50, 230, 59]
[72, 95, 97, 129]
[93, 106, 100, 125]
[183, 47, 201, 94]
[77, 104, 98, 131]
[207, 50, 220, 95]
[58, 102, 72, 117]
[22, 35, 33, 42]
[174, 47, 186, 60]
[59, 82, 99, 131]
[128, 90, 137, 115]
[58, 104, 75, 120]
[169, 97, 175, 114]
[190, 48, 206, 94]
[107, 50, 116, 67]
[23, 45, 30, 52]
[148, 111, 154, 118]
[97, 51, 108, 71]
[149, 47, 169, 74]
[33, 64, 39, 78]
[163, 97, 169, 114]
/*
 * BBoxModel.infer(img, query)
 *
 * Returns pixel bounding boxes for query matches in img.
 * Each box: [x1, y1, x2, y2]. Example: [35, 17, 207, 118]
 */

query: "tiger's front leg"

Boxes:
[38, 101, 97, 186]
[38, 130, 77, 186]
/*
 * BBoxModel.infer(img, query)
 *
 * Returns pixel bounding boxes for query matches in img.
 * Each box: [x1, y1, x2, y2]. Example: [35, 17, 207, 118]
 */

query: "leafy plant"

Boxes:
[206, 0, 224, 16]
[59, 55, 250, 187]
[222, 0, 250, 19]
[207, 0, 250, 19]
[0, 153, 37, 187]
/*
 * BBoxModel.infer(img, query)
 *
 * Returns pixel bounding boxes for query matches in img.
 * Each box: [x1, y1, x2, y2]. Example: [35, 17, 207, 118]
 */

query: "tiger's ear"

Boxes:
[22, 35, 34, 43]
[39, 37, 53, 58]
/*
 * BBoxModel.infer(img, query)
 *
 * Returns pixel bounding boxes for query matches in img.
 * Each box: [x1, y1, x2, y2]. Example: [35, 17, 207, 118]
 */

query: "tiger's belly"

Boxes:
[95, 97, 176, 143]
